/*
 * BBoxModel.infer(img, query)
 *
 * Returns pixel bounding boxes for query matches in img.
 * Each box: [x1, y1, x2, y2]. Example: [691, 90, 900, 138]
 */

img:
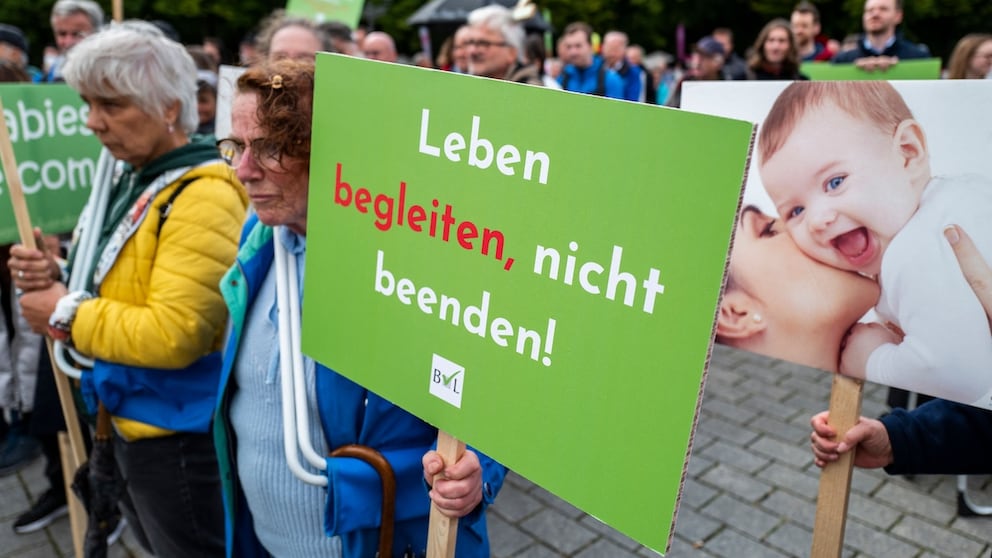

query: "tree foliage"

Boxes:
[1, 0, 991, 69]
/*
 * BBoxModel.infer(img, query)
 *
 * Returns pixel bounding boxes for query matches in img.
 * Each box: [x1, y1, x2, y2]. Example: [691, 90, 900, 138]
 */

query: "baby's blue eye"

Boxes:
[788, 206, 804, 219]
[826, 176, 845, 191]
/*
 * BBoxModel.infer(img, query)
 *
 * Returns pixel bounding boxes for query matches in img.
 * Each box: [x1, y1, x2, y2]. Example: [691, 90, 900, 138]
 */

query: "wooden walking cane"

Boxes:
[810, 374, 864, 558]
[426, 431, 466, 558]
[0, 96, 88, 557]
[330, 445, 396, 557]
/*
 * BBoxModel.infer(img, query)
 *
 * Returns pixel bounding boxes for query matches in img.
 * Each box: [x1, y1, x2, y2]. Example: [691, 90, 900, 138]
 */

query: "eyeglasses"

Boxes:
[463, 39, 509, 49]
[216, 138, 280, 167]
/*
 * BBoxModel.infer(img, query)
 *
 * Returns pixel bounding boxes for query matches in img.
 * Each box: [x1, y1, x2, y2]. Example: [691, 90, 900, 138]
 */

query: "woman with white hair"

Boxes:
[10, 23, 247, 557]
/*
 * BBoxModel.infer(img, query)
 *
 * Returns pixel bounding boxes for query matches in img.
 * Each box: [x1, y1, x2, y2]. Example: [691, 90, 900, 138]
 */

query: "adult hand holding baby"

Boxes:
[945, 224, 992, 317]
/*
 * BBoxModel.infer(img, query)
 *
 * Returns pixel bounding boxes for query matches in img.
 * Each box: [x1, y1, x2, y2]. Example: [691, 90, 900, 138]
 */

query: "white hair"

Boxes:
[50, 0, 104, 30]
[61, 22, 198, 134]
[467, 4, 525, 62]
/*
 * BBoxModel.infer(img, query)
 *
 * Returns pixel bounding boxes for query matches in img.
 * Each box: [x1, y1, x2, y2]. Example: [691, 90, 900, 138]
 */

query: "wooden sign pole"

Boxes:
[426, 430, 466, 558]
[0, 97, 88, 557]
[112, 0, 123, 23]
[810, 374, 864, 557]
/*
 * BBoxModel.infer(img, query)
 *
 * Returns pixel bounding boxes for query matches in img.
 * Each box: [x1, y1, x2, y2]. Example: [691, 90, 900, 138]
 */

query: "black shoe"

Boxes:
[13, 489, 68, 534]
[0, 427, 42, 476]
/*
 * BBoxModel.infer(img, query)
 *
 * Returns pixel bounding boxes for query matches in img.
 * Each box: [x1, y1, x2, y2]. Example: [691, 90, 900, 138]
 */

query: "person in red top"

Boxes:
[791, 1, 836, 61]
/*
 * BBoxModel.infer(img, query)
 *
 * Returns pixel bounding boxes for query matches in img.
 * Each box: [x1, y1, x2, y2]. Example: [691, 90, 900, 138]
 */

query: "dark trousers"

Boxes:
[113, 431, 225, 558]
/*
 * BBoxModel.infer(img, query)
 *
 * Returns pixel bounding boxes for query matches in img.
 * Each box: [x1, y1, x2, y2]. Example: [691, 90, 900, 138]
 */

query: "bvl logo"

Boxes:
[429, 353, 464, 408]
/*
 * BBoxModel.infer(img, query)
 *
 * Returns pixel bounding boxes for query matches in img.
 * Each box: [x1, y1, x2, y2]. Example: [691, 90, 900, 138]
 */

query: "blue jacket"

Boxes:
[560, 55, 640, 101]
[882, 399, 992, 475]
[213, 216, 505, 557]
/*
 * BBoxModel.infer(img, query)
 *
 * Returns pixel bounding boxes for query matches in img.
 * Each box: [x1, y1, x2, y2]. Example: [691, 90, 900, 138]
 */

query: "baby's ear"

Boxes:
[716, 290, 767, 340]
[893, 119, 929, 178]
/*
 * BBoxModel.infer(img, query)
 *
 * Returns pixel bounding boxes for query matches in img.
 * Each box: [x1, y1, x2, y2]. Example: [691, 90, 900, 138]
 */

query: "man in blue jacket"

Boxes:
[558, 22, 638, 101]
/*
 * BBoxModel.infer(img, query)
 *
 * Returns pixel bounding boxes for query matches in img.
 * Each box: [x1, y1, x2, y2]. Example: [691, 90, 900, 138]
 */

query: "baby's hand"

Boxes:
[839, 322, 902, 379]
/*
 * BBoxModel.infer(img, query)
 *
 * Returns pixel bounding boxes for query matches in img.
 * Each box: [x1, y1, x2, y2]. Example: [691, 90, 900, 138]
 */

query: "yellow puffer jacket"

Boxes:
[71, 162, 248, 439]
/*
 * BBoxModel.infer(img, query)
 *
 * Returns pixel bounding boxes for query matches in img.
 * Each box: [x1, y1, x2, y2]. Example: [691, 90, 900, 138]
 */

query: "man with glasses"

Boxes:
[41, 0, 104, 82]
[464, 4, 542, 85]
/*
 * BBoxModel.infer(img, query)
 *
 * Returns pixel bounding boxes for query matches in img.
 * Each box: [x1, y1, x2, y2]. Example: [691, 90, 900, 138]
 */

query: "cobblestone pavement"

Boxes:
[2, 345, 989, 557]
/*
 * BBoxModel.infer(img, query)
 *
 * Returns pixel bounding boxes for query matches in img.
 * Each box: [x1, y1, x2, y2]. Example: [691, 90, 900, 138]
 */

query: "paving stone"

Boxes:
[573, 537, 643, 558]
[848, 468, 887, 495]
[578, 514, 645, 552]
[663, 535, 712, 556]
[890, 515, 985, 557]
[678, 478, 719, 510]
[699, 398, 758, 425]
[846, 491, 902, 530]
[759, 462, 819, 498]
[490, 512, 538, 557]
[685, 453, 715, 478]
[765, 521, 813, 557]
[698, 439, 770, 475]
[751, 435, 814, 468]
[748, 414, 809, 445]
[697, 416, 760, 445]
[873, 482, 958, 524]
[511, 542, 563, 558]
[699, 528, 790, 558]
[673, 507, 722, 543]
[950, 515, 992, 543]
[492, 481, 545, 522]
[699, 463, 773, 503]
[741, 392, 801, 420]
[738, 377, 794, 402]
[842, 519, 921, 557]
[527, 486, 584, 519]
[759, 489, 817, 526]
[701, 493, 781, 539]
[518, 508, 599, 555]
[505, 471, 539, 492]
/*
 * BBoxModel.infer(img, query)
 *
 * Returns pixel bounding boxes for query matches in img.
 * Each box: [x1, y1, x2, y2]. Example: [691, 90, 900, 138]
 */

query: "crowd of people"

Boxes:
[0, 0, 988, 556]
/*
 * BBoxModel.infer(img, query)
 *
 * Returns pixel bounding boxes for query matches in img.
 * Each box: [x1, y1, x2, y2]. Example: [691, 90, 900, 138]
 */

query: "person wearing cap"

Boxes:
[712, 27, 748, 80]
[0, 24, 41, 81]
[665, 36, 727, 108]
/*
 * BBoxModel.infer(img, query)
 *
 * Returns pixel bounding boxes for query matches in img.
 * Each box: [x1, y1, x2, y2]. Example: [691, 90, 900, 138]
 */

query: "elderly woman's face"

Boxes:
[82, 93, 176, 169]
[230, 92, 310, 235]
[731, 207, 879, 331]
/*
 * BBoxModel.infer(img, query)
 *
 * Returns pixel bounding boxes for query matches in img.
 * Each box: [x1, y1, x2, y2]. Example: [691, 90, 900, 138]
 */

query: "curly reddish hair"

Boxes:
[236, 58, 314, 167]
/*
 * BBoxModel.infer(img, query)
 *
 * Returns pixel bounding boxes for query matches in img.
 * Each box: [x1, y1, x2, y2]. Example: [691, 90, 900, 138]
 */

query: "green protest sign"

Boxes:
[0, 83, 100, 244]
[801, 58, 941, 80]
[285, 0, 364, 28]
[303, 54, 753, 554]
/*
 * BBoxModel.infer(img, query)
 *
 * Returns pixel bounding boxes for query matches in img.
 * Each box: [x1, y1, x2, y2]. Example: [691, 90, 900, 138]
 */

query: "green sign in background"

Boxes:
[303, 55, 753, 554]
[285, 0, 365, 28]
[0, 84, 100, 244]
[801, 58, 941, 80]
